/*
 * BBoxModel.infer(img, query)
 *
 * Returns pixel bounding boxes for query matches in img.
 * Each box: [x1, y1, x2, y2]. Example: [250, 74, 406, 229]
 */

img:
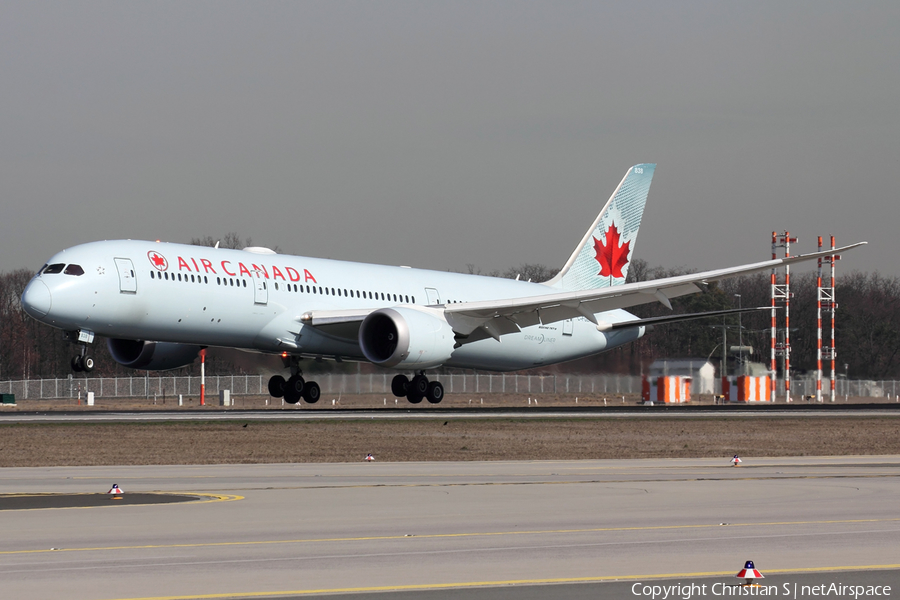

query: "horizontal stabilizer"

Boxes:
[597, 306, 773, 332]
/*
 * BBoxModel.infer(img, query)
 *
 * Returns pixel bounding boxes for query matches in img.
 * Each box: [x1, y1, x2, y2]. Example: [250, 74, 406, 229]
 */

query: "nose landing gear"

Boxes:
[71, 354, 95, 373]
[67, 330, 96, 373]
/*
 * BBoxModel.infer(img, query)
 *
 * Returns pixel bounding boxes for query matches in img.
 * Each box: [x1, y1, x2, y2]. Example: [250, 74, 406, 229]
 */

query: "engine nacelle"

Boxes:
[359, 307, 456, 369]
[107, 339, 201, 371]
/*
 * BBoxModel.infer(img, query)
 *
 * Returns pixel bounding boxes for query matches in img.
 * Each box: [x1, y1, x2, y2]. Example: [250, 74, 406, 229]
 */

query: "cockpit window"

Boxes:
[42, 263, 65, 274]
[64, 264, 85, 276]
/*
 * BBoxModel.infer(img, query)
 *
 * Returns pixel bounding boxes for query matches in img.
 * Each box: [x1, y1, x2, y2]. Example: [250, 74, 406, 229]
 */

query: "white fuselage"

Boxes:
[22, 240, 644, 371]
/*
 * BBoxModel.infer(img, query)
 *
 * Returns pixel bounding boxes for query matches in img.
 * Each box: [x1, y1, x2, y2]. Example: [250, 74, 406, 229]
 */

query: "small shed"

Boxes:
[648, 359, 716, 394]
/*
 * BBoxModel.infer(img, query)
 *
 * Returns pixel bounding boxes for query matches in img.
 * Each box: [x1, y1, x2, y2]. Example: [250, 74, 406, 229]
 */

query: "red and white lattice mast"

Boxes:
[817, 236, 839, 402]
[771, 232, 795, 401]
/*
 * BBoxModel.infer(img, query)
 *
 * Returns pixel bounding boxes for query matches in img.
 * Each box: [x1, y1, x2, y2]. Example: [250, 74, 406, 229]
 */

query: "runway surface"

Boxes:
[1, 457, 897, 599]
[4, 405, 900, 423]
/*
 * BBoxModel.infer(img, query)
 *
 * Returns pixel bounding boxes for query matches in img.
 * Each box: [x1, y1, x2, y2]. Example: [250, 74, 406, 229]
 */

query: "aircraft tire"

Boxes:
[302, 381, 320, 404]
[391, 374, 410, 397]
[284, 376, 304, 404]
[426, 381, 444, 404]
[71, 356, 83, 372]
[267, 375, 286, 398]
[407, 391, 424, 404]
[409, 374, 428, 397]
[81, 355, 95, 373]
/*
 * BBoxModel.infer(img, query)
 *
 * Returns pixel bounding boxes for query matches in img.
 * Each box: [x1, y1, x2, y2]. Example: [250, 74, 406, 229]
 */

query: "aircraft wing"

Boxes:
[300, 242, 865, 342]
[442, 242, 866, 337]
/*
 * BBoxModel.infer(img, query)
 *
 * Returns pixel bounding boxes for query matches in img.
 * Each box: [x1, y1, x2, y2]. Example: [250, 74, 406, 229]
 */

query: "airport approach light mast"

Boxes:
[817, 236, 839, 403]
[771, 232, 795, 402]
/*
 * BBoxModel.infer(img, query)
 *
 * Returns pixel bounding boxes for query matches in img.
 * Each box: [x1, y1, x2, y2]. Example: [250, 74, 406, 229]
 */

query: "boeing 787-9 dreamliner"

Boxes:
[20, 164, 864, 404]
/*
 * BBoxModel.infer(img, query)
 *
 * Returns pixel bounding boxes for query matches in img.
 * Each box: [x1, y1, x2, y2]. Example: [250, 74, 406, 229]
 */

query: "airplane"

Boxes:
[20, 164, 864, 404]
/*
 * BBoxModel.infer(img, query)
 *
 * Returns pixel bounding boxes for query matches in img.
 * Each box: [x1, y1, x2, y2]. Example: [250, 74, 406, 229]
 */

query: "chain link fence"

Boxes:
[0, 373, 896, 400]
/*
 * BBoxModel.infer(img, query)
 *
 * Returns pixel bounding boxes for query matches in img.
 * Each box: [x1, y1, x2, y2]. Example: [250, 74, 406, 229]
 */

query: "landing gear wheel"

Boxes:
[268, 375, 286, 398]
[284, 375, 305, 404]
[426, 381, 444, 404]
[71, 356, 83, 372]
[302, 381, 321, 404]
[81, 355, 95, 373]
[407, 374, 428, 404]
[391, 374, 410, 398]
[409, 374, 428, 396]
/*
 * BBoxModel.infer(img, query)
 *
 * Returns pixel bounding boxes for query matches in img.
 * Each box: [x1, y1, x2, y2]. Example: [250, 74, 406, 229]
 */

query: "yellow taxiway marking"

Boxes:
[2, 516, 898, 555]
[100, 563, 900, 600]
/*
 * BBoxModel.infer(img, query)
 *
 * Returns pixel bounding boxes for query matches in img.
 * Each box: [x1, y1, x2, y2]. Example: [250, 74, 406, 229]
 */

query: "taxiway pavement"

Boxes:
[0, 457, 897, 599]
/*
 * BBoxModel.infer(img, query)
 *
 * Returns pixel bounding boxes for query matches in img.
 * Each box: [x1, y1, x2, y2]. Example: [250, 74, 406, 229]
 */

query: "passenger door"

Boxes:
[254, 278, 268, 305]
[114, 258, 137, 293]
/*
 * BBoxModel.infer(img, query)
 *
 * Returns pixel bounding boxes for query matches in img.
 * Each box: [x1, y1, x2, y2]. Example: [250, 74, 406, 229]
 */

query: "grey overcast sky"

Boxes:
[1, 2, 897, 277]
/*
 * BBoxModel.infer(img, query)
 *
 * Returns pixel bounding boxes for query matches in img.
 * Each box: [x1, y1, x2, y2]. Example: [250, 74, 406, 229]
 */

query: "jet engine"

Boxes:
[107, 339, 202, 371]
[359, 307, 456, 369]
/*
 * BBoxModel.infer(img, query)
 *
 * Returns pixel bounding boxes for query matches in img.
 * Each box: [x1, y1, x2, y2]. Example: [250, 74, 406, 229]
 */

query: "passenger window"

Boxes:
[43, 263, 65, 274]
[150, 271, 155, 279]
[64, 264, 85, 276]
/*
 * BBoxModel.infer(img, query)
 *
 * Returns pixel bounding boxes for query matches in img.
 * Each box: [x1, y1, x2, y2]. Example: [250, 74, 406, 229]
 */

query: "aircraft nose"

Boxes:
[22, 280, 52, 318]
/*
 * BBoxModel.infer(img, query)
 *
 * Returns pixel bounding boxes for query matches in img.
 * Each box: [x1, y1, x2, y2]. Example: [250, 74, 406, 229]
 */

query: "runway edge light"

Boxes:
[736, 560, 764, 585]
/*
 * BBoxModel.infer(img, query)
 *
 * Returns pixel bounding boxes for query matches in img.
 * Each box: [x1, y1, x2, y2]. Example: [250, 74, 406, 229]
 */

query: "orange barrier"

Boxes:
[723, 375, 772, 402]
[642, 376, 691, 403]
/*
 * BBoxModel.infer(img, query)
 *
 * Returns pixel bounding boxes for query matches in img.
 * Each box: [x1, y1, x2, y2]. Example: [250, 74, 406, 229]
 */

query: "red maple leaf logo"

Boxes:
[593, 222, 630, 279]
[147, 251, 168, 271]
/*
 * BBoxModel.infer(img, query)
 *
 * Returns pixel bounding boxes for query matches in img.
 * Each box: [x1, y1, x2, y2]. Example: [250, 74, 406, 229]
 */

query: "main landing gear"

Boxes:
[392, 372, 444, 404]
[267, 356, 320, 404]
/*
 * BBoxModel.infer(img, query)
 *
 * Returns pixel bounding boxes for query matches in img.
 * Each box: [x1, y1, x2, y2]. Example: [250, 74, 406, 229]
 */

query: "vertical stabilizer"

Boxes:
[545, 163, 655, 291]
